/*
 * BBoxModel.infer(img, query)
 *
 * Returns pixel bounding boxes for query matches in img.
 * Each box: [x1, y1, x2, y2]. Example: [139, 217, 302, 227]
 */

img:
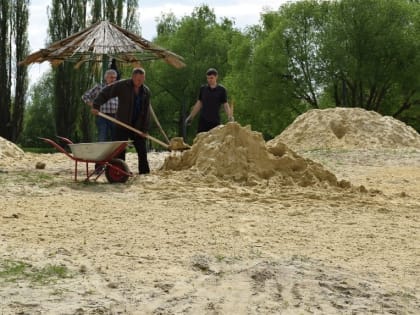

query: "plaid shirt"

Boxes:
[82, 83, 118, 114]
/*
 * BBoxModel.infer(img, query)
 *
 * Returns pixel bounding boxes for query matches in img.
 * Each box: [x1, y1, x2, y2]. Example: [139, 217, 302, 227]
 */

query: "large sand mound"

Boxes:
[0, 136, 24, 160]
[269, 107, 420, 151]
[162, 123, 342, 187]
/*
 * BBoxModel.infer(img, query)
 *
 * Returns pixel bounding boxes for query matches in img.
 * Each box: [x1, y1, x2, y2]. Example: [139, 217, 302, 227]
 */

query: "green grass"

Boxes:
[22, 147, 57, 154]
[0, 170, 57, 187]
[0, 259, 71, 285]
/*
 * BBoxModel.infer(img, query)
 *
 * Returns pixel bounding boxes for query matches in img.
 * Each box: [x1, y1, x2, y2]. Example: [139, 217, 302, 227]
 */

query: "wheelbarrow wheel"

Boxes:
[105, 159, 130, 183]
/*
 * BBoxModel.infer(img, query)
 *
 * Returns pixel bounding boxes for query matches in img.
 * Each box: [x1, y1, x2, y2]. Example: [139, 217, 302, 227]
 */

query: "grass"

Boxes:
[22, 147, 57, 154]
[0, 170, 58, 188]
[215, 254, 225, 262]
[0, 259, 71, 285]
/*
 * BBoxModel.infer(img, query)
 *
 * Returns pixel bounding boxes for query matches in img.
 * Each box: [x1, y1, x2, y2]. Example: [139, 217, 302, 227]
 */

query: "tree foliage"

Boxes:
[322, 0, 418, 113]
[0, 0, 29, 142]
[48, 0, 87, 141]
[147, 5, 240, 142]
[20, 72, 56, 147]
[229, 0, 420, 135]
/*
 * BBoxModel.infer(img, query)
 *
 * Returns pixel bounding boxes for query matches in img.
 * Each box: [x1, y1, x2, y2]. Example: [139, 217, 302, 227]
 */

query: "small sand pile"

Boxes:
[162, 123, 343, 187]
[0, 136, 24, 160]
[269, 107, 420, 151]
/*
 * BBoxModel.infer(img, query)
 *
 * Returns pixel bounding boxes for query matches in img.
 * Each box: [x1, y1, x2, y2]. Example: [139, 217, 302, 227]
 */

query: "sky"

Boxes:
[27, 0, 290, 86]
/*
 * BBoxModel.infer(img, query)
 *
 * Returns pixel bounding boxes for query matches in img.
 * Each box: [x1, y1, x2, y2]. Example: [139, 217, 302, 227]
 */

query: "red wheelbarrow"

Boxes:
[40, 136, 132, 183]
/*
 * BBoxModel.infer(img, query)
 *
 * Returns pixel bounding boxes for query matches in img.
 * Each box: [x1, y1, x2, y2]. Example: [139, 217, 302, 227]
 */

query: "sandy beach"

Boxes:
[0, 109, 419, 314]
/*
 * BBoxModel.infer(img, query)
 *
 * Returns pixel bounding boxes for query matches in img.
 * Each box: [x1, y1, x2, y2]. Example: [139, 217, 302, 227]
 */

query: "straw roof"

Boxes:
[20, 20, 185, 69]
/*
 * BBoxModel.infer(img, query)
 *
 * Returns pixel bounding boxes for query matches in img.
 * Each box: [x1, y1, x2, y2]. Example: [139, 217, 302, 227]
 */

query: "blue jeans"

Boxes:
[96, 114, 115, 142]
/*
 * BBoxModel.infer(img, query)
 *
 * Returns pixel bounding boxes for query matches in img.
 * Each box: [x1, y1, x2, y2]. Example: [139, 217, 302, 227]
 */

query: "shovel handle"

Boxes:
[98, 112, 170, 150]
[150, 105, 170, 144]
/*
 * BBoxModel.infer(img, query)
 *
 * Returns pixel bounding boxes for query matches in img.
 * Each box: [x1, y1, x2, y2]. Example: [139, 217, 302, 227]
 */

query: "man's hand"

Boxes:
[228, 116, 234, 122]
[185, 116, 192, 126]
[91, 108, 99, 115]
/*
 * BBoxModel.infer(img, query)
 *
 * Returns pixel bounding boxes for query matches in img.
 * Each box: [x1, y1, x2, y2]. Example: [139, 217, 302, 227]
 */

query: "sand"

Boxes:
[162, 123, 344, 188]
[0, 110, 419, 314]
[270, 107, 420, 151]
[0, 137, 25, 160]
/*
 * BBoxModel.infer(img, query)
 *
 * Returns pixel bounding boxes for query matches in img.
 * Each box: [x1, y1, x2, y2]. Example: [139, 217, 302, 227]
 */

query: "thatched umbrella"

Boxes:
[20, 20, 185, 69]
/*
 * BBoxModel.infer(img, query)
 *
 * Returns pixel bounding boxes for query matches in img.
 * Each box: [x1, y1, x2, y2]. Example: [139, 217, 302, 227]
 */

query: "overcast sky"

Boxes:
[27, 0, 290, 85]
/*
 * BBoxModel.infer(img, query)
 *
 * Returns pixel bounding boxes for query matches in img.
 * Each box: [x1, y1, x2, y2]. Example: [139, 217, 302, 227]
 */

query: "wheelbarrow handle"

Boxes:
[98, 112, 170, 150]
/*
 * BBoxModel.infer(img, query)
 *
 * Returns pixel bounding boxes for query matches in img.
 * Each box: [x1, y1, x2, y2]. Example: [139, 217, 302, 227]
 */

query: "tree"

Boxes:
[0, 0, 12, 139]
[279, 0, 329, 109]
[149, 5, 239, 142]
[11, 0, 29, 142]
[48, 0, 88, 141]
[226, 10, 304, 138]
[20, 71, 56, 147]
[233, 0, 420, 135]
[322, 0, 418, 113]
[0, 0, 29, 142]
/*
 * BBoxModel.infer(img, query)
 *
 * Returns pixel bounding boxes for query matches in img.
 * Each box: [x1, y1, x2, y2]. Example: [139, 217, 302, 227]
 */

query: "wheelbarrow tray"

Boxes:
[68, 141, 130, 162]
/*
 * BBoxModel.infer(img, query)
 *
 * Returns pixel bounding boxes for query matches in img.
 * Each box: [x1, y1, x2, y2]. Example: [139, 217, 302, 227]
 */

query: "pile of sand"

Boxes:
[0, 136, 24, 160]
[269, 107, 420, 151]
[162, 123, 343, 187]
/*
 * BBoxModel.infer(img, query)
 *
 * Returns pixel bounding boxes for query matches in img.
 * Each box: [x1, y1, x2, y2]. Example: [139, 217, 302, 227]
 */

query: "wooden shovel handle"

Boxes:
[98, 112, 170, 150]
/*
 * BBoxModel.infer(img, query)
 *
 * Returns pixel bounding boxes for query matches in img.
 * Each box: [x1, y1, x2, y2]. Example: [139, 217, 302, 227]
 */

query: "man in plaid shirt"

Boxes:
[82, 69, 119, 141]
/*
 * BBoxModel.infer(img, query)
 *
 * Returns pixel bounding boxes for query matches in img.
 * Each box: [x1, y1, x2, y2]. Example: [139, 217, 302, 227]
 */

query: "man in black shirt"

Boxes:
[186, 68, 233, 133]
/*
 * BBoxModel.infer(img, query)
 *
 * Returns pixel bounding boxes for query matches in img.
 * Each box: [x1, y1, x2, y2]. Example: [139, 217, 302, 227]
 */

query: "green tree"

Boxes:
[0, 0, 29, 142]
[226, 10, 302, 138]
[11, 0, 29, 142]
[20, 72, 56, 147]
[0, 0, 12, 139]
[149, 5, 239, 142]
[231, 0, 420, 135]
[48, 0, 88, 141]
[279, 0, 329, 109]
[322, 0, 417, 113]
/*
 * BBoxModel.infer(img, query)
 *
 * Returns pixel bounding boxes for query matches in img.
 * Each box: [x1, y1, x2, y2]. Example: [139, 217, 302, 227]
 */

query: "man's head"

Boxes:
[206, 68, 218, 87]
[132, 67, 146, 88]
[104, 69, 117, 85]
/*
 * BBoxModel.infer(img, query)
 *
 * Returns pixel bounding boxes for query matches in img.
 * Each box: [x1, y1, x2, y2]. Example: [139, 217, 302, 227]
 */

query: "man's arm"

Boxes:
[185, 100, 203, 123]
[223, 102, 234, 122]
[82, 84, 101, 106]
[91, 83, 119, 114]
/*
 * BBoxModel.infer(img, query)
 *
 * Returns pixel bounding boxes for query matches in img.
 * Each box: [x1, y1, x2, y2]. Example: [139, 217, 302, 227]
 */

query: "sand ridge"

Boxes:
[0, 136, 25, 160]
[162, 122, 342, 187]
[269, 107, 420, 151]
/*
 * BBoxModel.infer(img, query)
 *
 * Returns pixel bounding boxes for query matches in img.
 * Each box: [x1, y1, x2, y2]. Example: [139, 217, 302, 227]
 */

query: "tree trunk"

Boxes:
[11, 0, 29, 142]
[0, 0, 11, 139]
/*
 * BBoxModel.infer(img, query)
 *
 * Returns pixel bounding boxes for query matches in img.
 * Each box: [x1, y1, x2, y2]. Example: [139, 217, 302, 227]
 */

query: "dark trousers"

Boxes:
[115, 126, 150, 174]
[197, 118, 220, 133]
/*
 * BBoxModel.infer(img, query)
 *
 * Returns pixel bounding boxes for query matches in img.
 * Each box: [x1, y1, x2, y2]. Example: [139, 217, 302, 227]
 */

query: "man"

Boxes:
[82, 69, 118, 142]
[92, 68, 151, 174]
[185, 68, 233, 133]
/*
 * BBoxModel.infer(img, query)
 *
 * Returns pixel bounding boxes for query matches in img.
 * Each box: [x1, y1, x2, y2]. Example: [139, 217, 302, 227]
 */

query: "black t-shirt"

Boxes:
[198, 84, 227, 123]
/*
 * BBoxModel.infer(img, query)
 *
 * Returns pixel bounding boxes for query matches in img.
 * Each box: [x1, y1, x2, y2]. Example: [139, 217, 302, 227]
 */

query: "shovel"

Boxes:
[98, 112, 190, 151]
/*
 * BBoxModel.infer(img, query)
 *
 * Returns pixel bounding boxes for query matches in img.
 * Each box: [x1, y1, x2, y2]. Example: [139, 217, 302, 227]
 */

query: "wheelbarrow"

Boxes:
[40, 136, 132, 183]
